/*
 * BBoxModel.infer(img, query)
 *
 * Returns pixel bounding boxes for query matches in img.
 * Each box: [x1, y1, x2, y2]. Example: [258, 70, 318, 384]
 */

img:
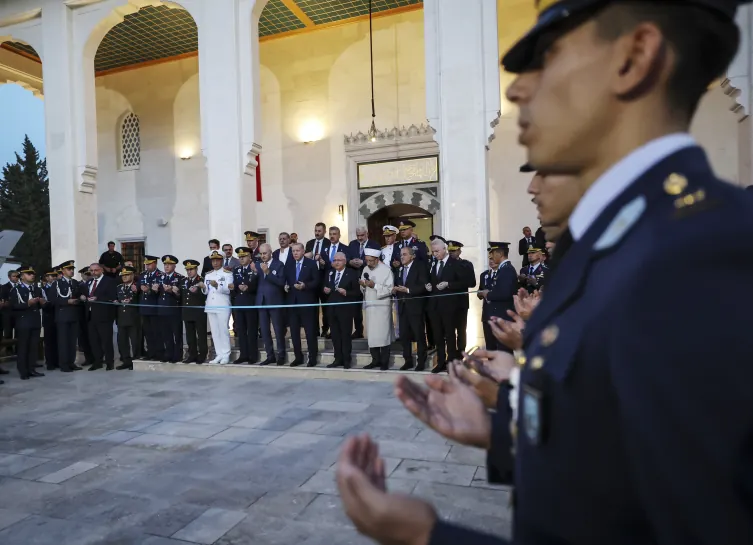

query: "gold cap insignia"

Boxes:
[663, 173, 687, 196]
[530, 356, 544, 370]
[540, 325, 559, 347]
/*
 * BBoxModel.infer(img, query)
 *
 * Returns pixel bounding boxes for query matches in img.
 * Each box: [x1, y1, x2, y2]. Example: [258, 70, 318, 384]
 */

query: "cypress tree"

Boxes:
[0, 136, 51, 272]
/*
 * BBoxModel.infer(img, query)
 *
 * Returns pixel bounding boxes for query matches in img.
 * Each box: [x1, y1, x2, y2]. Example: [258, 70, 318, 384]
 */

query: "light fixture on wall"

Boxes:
[179, 148, 193, 160]
[338, 204, 345, 221]
[367, 0, 378, 143]
[299, 119, 325, 143]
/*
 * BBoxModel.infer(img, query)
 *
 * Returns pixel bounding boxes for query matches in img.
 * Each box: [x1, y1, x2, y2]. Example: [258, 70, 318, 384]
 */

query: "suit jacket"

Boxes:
[116, 282, 141, 327]
[518, 236, 537, 256]
[452, 257, 476, 311]
[82, 275, 117, 323]
[346, 239, 381, 272]
[220, 256, 240, 271]
[426, 257, 468, 313]
[305, 237, 331, 259]
[324, 268, 360, 308]
[481, 261, 517, 321]
[52, 277, 82, 323]
[231, 264, 259, 307]
[254, 259, 286, 306]
[181, 275, 206, 321]
[10, 283, 42, 329]
[285, 257, 319, 305]
[41, 284, 56, 321]
[433, 145, 753, 544]
[394, 261, 428, 315]
[201, 256, 213, 277]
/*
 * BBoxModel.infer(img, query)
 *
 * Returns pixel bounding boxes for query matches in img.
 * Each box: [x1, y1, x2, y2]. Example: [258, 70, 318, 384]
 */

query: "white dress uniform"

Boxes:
[202, 268, 234, 363]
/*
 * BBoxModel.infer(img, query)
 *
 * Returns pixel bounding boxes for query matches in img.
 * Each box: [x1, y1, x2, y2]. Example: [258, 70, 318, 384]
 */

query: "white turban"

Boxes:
[364, 248, 381, 258]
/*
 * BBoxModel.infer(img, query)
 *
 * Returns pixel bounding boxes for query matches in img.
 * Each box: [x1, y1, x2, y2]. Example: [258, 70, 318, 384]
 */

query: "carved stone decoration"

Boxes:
[0, 9, 42, 29]
[344, 123, 436, 147]
[722, 5, 752, 121]
[722, 78, 748, 121]
[487, 110, 501, 148]
[358, 188, 440, 222]
[79, 165, 98, 194]
[244, 142, 262, 177]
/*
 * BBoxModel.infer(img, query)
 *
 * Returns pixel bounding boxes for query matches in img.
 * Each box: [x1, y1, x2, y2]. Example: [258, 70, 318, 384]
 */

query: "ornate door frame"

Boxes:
[344, 124, 441, 240]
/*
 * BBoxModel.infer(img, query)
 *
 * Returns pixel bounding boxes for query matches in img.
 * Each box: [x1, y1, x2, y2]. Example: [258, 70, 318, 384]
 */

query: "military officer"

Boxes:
[11, 265, 44, 380]
[480, 243, 517, 354]
[446, 240, 476, 354]
[76, 266, 94, 365]
[158, 255, 183, 363]
[230, 247, 259, 364]
[396, 219, 429, 262]
[244, 231, 262, 259]
[138, 255, 163, 361]
[115, 266, 140, 370]
[41, 269, 59, 370]
[52, 261, 83, 372]
[181, 259, 207, 364]
[334, 1, 753, 544]
[518, 247, 549, 293]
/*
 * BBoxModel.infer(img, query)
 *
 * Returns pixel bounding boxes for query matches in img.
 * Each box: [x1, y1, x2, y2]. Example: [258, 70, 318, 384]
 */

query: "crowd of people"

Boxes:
[0, 220, 553, 382]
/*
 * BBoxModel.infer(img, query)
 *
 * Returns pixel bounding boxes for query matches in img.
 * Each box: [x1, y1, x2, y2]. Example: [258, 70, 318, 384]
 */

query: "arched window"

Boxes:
[120, 112, 141, 170]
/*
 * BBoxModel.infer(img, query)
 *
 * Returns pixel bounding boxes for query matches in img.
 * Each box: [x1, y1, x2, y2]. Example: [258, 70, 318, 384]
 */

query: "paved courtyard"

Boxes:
[0, 365, 512, 544]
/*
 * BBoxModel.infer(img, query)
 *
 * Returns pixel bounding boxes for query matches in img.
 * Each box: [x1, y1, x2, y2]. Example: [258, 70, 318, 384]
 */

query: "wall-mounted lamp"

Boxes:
[299, 119, 325, 144]
[179, 149, 193, 160]
[338, 204, 345, 221]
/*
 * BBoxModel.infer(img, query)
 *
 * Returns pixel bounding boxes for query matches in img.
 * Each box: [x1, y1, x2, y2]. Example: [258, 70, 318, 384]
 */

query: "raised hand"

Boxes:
[395, 368, 491, 449]
[452, 361, 500, 410]
[514, 288, 540, 321]
[336, 435, 437, 545]
[468, 348, 516, 383]
[488, 313, 525, 351]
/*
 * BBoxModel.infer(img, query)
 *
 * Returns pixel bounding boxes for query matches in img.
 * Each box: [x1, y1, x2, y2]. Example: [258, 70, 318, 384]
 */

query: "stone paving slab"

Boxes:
[0, 364, 513, 544]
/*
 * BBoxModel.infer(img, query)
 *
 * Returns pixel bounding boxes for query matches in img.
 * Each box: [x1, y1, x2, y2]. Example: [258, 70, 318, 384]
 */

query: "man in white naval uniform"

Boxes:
[201, 251, 234, 364]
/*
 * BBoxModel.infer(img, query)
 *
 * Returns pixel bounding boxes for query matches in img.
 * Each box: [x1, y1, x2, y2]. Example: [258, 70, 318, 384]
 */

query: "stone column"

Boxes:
[196, 0, 263, 246]
[424, 0, 501, 347]
[41, 2, 99, 268]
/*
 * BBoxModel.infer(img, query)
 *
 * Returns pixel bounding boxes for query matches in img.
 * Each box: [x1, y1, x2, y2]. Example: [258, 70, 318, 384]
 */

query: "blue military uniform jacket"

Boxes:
[481, 261, 517, 322]
[52, 277, 81, 323]
[11, 284, 42, 329]
[157, 271, 183, 316]
[231, 264, 259, 307]
[138, 269, 163, 316]
[430, 144, 753, 544]
[397, 236, 429, 262]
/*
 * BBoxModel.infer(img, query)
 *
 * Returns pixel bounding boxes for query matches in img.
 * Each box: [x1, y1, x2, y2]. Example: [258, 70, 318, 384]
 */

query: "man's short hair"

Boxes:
[315, 222, 326, 230]
[107, 241, 115, 246]
[208, 239, 220, 246]
[595, 2, 740, 120]
[291, 242, 304, 251]
[329, 226, 340, 233]
[401, 247, 415, 256]
[279, 232, 290, 238]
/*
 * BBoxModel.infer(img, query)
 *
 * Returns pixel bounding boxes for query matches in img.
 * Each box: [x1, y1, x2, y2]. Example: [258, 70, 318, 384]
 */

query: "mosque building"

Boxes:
[0, 0, 750, 342]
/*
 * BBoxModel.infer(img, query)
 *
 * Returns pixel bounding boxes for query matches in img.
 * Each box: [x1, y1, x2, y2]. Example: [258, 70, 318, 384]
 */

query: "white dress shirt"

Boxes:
[278, 247, 290, 264]
[569, 133, 696, 241]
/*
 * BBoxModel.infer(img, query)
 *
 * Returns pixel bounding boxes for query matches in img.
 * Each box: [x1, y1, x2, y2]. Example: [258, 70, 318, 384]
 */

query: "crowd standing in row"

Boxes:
[0, 220, 550, 382]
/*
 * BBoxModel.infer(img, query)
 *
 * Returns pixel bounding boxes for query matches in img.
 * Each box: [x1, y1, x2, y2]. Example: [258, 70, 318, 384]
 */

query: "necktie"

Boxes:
[225, 257, 229, 267]
[335, 271, 341, 288]
[91, 279, 98, 294]
[360, 243, 364, 259]
[330, 245, 336, 262]
[402, 266, 408, 284]
[437, 260, 444, 279]
[529, 266, 534, 275]
[296, 261, 301, 281]
[314, 240, 320, 256]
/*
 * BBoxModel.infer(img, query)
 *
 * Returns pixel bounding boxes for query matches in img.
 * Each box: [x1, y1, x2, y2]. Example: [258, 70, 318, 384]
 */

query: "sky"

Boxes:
[0, 84, 46, 169]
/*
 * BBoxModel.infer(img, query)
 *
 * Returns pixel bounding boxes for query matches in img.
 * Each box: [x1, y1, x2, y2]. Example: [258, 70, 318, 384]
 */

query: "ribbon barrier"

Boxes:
[81, 288, 485, 310]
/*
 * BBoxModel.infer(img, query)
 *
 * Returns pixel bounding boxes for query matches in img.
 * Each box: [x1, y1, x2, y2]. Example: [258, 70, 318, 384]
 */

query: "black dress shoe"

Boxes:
[106, 365, 115, 371]
[351, 333, 364, 340]
[431, 365, 447, 374]
[196, 358, 205, 365]
[116, 363, 132, 370]
[364, 362, 380, 370]
[343, 361, 352, 369]
[138, 356, 150, 361]
[183, 357, 196, 364]
[415, 365, 426, 372]
[399, 362, 414, 371]
[259, 358, 275, 366]
[232, 357, 249, 365]
[71, 365, 82, 371]
[30, 371, 45, 377]
[306, 359, 317, 367]
[326, 361, 342, 369]
[160, 359, 169, 363]
[88, 365, 103, 371]
[20, 376, 29, 380]
[290, 358, 304, 367]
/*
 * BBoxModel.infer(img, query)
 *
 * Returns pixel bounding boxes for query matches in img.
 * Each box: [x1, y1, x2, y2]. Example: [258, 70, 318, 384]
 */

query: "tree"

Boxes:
[0, 136, 51, 273]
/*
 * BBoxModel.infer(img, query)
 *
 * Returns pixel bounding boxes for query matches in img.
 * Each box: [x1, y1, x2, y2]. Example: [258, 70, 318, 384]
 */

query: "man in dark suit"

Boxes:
[305, 222, 332, 336]
[52, 261, 83, 372]
[256, 243, 287, 365]
[115, 266, 140, 370]
[285, 242, 319, 367]
[11, 265, 44, 379]
[518, 226, 537, 267]
[447, 240, 476, 355]
[230, 247, 259, 364]
[201, 239, 221, 276]
[393, 247, 428, 371]
[347, 226, 380, 339]
[138, 256, 163, 361]
[2, 269, 19, 350]
[77, 266, 95, 366]
[479, 242, 517, 353]
[41, 269, 59, 370]
[80, 263, 117, 371]
[426, 237, 470, 374]
[323, 251, 360, 369]
[181, 259, 207, 364]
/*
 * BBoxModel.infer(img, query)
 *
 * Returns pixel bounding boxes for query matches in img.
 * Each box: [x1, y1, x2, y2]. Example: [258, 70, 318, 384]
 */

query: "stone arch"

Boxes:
[0, 36, 43, 98]
[358, 188, 440, 225]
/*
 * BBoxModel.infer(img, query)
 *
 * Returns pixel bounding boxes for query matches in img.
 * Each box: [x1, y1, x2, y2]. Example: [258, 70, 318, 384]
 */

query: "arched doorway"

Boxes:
[367, 204, 434, 244]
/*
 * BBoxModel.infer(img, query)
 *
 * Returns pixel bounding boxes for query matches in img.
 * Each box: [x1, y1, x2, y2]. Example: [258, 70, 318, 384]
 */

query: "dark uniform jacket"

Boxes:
[41, 284, 56, 321]
[181, 275, 206, 321]
[397, 236, 429, 262]
[518, 262, 549, 293]
[454, 258, 477, 311]
[481, 261, 517, 322]
[394, 261, 428, 315]
[10, 284, 42, 329]
[52, 277, 81, 323]
[231, 264, 259, 307]
[426, 257, 467, 313]
[138, 269, 163, 316]
[157, 271, 183, 316]
[116, 282, 140, 327]
[430, 146, 753, 544]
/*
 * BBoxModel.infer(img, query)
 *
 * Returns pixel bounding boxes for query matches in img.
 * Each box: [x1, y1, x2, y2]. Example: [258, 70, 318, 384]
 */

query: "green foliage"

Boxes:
[0, 136, 51, 272]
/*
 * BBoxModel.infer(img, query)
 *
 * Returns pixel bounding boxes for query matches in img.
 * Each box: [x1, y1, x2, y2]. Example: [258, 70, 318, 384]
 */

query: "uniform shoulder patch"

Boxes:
[594, 195, 646, 251]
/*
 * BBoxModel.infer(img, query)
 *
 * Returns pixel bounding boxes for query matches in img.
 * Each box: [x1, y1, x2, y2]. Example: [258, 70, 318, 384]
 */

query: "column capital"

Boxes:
[724, 4, 752, 121]
[244, 143, 262, 176]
